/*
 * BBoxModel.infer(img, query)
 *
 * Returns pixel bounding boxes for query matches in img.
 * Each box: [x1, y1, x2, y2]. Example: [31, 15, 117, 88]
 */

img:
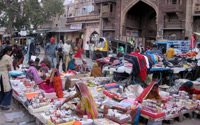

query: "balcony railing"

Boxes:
[164, 22, 183, 28]
[94, 0, 116, 4]
[164, 5, 183, 12]
[101, 12, 115, 18]
[67, 15, 100, 23]
[103, 25, 115, 30]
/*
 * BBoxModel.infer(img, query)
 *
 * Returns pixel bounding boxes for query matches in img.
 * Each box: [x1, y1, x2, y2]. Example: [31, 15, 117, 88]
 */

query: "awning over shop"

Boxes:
[47, 29, 79, 33]
[194, 32, 200, 36]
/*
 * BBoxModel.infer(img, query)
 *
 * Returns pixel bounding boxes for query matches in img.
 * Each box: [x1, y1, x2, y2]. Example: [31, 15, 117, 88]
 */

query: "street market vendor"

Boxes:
[91, 63, 103, 77]
[59, 82, 98, 119]
[135, 82, 161, 103]
[27, 60, 43, 84]
[36, 69, 64, 98]
[179, 81, 200, 99]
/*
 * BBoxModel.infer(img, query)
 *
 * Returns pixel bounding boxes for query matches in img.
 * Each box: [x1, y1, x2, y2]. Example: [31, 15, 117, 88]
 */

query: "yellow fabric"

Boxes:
[145, 91, 162, 101]
[0, 55, 12, 92]
[65, 55, 71, 69]
[91, 66, 103, 77]
[76, 87, 98, 119]
[166, 48, 175, 59]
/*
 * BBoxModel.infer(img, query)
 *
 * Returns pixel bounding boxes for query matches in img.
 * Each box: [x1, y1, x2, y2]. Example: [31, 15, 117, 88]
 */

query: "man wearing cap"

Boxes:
[45, 37, 58, 68]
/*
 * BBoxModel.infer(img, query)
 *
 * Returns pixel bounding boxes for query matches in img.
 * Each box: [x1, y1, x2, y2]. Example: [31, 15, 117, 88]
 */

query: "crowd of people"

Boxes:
[0, 37, 103, 111]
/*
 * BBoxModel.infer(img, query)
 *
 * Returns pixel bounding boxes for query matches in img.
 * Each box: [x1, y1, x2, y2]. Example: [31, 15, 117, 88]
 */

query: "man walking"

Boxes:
[12, 44, 24, 70]
[84, 41, 90, 58]
[63, 40, 73, 70]
[45, 37, 57, 68]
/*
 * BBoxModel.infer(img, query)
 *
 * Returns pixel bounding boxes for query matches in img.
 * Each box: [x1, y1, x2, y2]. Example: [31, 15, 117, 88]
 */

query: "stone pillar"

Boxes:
[185, 0, 193, 38]
[99, 3, 103, 37]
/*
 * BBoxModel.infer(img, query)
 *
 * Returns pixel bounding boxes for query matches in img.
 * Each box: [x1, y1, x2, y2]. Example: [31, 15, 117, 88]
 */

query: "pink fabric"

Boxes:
[41, 63, 46, 67]
[39, 82, 55, 93]
[28, 66, 42, 84]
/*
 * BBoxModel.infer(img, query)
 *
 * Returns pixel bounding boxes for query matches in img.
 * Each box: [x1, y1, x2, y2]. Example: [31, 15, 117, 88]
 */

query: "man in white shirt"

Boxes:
[63, 40, 73, 70]
[85, 41, 90, 58]
[195, 44, 200, 80]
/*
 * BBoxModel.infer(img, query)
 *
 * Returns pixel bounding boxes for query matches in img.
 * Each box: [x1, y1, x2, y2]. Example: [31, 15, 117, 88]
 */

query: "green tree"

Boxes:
[0, 0, 64, 33]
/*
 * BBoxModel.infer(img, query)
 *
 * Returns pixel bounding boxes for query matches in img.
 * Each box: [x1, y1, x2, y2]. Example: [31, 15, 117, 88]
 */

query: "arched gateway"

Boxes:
[121, 0, 158, 42]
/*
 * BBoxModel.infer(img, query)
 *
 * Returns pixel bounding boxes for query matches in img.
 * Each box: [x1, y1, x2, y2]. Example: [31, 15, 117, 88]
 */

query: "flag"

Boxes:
[190, 34, 197, 49]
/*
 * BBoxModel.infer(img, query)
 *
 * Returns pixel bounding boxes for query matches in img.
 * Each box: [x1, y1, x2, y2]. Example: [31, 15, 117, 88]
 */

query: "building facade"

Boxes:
[95, 0, 200, 47]
[66, 0, 100, 47]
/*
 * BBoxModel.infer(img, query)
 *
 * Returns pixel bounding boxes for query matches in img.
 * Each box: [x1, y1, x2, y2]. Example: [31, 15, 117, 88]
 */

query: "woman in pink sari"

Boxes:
[33, 67, 63, 98]
[60, 82, 98, 119]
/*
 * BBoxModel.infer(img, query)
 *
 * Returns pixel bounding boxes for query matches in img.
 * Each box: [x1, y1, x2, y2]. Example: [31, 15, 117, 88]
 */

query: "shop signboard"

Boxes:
[70, 24, 82, 30]
[126, 30, 139, 37]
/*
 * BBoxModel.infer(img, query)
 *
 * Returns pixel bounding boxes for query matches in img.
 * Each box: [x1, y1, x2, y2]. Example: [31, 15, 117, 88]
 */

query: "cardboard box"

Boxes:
[65, 74, 88, 89]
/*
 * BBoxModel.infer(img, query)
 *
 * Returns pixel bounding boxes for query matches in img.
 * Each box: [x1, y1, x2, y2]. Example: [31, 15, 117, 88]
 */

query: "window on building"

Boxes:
[110, 4, 113, 12]
[172, 0, 176, 4]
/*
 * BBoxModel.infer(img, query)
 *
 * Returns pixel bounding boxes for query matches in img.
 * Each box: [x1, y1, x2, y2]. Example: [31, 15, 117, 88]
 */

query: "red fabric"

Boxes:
[140, 110, 165, 118]
[179, 86, 200, 95]
[190, 34, 197, 49]
[130, 52, 147, 81]
[135, 82, 157, 103]
[74, 49, 84, 58]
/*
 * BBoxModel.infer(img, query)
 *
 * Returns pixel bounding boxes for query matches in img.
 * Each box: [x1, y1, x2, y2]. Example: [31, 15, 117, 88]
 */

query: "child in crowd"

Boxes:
[35, 58, 41, 70]
[26, 60, 43, 84]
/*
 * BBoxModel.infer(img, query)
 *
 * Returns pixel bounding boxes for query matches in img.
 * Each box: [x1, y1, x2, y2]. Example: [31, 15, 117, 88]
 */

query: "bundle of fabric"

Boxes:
[130, 52, 147, 81]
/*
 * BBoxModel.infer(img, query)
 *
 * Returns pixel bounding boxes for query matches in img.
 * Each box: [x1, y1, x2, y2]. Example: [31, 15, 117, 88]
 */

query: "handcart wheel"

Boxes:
[184, 71, 193, 80]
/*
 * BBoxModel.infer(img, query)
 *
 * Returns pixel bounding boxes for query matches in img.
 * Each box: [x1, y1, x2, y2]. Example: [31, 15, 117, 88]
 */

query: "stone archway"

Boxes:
[121, 0, 158, 38]
[89, 31, 99, 43]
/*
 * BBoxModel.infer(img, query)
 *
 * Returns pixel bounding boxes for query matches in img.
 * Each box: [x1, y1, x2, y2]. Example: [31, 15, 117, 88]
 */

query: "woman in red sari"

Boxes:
[179, 81, 200, 99]
[135, 82, 161, 103]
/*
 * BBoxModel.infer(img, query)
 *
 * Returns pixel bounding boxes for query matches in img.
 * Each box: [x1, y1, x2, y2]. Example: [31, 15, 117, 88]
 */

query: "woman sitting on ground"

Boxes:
[135, 82, 161, 103]
[91, 63, 103, 77]
[59, 82, 98, 119]
[179, 81, 200, 99]
[26, 60, 43, 85]
[35, 69, 64, 98]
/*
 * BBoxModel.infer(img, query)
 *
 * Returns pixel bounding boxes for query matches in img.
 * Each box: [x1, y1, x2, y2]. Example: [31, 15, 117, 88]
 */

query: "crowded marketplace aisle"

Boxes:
[0, 46, 200, 125]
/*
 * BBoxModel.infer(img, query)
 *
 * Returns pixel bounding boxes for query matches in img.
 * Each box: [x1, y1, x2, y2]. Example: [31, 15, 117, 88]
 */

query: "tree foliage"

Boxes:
[0, 0, 64, 33]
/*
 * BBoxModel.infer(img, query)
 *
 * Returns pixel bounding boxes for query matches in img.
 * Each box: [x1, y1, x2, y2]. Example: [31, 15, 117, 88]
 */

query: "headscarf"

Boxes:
[76, 82, 98, 119]
[49, 69, 63, 98]
[68, 59, 76, 70]
[135, 82, 160, 103]
[179, 81, 193, 88]
[118, 46, 124, 54]
[26, 38, 34, 61]
[91, 63, 103, 77]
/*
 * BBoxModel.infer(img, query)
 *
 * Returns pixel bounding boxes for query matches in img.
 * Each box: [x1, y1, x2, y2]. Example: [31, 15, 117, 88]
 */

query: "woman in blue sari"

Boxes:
[26, 38, 35, 61]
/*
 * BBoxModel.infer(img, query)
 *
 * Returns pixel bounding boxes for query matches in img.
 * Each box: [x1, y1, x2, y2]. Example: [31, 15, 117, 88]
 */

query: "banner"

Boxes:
[126, 30, 139, 37]
[70, 24, 82, 30]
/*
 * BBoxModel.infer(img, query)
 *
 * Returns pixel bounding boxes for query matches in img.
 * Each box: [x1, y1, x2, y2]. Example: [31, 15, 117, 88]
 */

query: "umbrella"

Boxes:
[194, 32, 200, 36]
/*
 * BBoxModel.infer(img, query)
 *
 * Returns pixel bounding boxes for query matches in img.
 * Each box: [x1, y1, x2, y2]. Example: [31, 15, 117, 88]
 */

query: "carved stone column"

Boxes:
[185, 0, 193, 38]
